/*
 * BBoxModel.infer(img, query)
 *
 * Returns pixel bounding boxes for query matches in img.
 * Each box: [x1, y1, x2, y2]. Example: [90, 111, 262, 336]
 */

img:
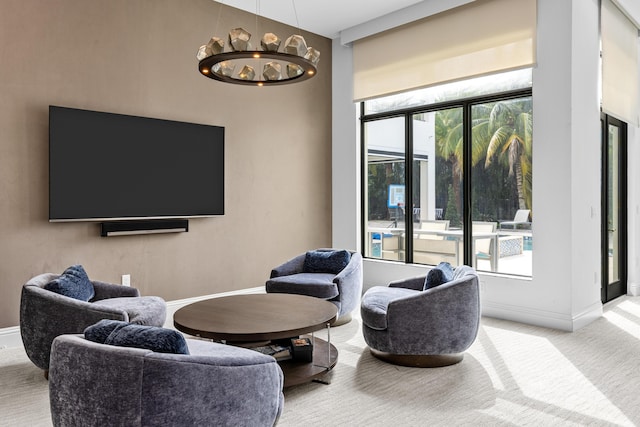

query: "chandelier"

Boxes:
[196, 1, 320, 86]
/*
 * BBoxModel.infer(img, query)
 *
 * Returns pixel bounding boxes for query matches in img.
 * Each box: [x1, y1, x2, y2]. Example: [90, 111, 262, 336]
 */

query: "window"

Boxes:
[470, 97, 532, 275]
[411, 108, 463, 266]
[362, 70, 533, 277]
[364, 117, 406, 261]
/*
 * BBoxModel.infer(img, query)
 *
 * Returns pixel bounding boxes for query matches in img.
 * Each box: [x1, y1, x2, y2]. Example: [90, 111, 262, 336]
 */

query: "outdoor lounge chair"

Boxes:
[499, 209, 531, 230]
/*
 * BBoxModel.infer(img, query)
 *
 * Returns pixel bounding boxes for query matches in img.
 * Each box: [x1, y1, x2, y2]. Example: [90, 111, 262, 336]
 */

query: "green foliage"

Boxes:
[366, 96, 532, 225]
[480, 99, 532, 211]
[368, 161, 404, 221]
[435, 97, 533, 220]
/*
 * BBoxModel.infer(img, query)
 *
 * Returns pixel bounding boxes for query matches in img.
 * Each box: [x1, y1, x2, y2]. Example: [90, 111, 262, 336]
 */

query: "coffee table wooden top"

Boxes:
[173, 293, 338, 342]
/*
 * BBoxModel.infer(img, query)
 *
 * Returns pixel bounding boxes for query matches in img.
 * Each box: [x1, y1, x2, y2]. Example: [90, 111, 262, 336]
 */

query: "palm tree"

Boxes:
[481, 99, 533, 210]
[434, 108, 489, 216]
[434, 108, 463, 214]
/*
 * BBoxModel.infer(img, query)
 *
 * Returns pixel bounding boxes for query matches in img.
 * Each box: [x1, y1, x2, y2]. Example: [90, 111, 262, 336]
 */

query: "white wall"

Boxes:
[627, 8, 640, 296]
[332, 38, 360, 251]
[568, 0, 603, 323]
[628, 123, 640, 297]
[331, 0, 636, 331]
[614, 0, 640, 27]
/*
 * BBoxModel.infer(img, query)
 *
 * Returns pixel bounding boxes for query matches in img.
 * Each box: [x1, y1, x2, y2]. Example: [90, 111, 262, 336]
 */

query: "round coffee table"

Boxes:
[173, 293, 339, 387]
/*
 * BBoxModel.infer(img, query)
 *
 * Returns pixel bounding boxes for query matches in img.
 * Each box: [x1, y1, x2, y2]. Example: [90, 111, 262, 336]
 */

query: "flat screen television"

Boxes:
[49, 106, 224, 222]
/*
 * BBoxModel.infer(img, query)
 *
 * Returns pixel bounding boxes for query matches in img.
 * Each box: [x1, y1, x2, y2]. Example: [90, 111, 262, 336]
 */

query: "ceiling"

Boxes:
[215, 0, 426, 39]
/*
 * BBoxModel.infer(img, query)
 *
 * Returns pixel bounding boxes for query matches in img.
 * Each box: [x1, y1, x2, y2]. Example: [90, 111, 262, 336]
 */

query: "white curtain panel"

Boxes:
[601, 0, 640, 126]
[352, 0, 537, 102]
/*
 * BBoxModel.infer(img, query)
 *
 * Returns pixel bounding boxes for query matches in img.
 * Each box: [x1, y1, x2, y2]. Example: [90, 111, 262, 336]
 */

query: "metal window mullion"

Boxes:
[405, 114, 414, 263]
[360, 102, 367, 256]
[463, 102, 473, 266]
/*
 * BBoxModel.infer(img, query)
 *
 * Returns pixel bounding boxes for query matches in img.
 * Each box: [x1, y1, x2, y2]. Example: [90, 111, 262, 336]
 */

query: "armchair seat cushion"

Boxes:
[266, 273, 338, 299]
[361, 286, 417, 330]
[92, 296, 166, 326]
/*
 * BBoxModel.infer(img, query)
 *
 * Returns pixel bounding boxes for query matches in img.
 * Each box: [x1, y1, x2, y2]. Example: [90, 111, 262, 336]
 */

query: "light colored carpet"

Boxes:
[2, 296, 640, 426]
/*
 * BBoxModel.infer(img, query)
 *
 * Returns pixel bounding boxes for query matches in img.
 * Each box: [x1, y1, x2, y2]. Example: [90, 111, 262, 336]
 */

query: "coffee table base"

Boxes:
[279, 336, 338, 388]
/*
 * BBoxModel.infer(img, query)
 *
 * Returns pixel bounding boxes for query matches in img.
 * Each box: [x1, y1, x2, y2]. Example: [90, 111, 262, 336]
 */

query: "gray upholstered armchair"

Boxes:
[266, 249, 363, 325]
[49, 334, 284, 427]
[20, 272, 166, 374]
[360, 265, 480, 367]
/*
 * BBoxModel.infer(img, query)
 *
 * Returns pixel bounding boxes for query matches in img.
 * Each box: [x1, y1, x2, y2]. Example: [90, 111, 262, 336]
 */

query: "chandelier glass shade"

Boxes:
[197, 26, 320, 86]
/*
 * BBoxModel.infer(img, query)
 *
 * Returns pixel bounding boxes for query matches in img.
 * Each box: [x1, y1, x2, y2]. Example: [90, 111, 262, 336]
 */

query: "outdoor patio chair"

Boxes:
[499, 209, 531, 230]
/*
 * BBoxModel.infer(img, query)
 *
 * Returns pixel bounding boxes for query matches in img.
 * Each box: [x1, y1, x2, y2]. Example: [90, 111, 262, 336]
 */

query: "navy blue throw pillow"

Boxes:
[44, 264, 95, 301]
[303, 250, 351, 274]
[84, 319, 190, 355]
[424, 262, 455, 290]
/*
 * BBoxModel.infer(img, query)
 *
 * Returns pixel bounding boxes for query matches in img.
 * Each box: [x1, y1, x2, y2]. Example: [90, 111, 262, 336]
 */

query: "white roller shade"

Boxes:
[353, 0, 536, 102]
[601, 0, 639, 126]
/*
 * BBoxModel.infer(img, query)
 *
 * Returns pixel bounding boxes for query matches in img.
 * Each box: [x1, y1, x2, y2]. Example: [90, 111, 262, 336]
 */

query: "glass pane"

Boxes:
[608, 124, 620, 283]
[364, 117, 406, 261]
[364, 68, 532, 115]
[412, 108, 463, 266]
[470, 97, 533, 276]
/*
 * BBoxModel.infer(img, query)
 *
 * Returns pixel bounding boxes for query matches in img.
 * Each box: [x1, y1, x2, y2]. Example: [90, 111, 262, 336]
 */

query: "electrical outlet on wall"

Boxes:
[122, 274, 131, 287]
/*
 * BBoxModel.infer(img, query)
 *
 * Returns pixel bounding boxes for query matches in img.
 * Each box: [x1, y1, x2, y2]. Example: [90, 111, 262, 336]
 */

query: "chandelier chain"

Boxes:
[292, 0, 301, 34]
[255, 0, 260, 39]
[214, 0, 225, 37]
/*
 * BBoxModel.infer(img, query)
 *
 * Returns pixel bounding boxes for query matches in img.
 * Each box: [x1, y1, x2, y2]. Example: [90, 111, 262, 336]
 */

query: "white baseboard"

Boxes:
[0, 326, 22, 349]
[0, 286, 266, 350]
[571, 301, 603, 331]
[482, 300, 603, 332]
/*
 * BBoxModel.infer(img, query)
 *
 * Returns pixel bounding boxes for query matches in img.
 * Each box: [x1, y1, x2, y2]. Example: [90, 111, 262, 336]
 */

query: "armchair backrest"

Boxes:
[49, 334, 284, 427]
[20, 275, 104, 370]
[24, 273, 58, 291]
[451, 264, 478, 281]
[417, 220, 450, 240]
[472, 221, 497, 255]
[420, 220, 450, 231]
[472, 221, 497, 233]
[513, 209, 531, 222]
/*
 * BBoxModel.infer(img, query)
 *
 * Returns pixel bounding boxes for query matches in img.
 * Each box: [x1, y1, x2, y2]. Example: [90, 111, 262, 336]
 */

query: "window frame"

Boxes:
[360, 87, 533, 269]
